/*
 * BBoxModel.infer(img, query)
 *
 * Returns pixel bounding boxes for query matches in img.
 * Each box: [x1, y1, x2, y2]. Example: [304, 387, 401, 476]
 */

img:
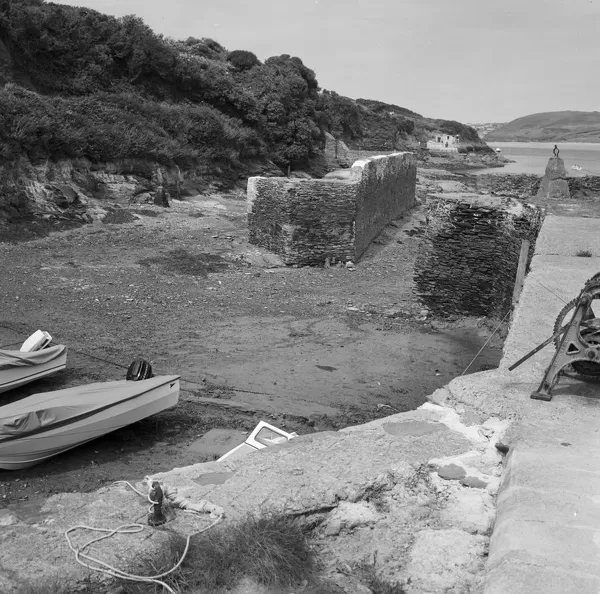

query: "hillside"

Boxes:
[486, 111, 600, 142]
[467, 122, 505, 139]
[0, 1, 490, 168]
[0, 0, 493, 237]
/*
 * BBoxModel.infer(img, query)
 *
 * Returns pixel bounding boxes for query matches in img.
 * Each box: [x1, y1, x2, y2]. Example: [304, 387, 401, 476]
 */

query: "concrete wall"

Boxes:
[414, 194, 544, 318]
[247, 152, 417, 266]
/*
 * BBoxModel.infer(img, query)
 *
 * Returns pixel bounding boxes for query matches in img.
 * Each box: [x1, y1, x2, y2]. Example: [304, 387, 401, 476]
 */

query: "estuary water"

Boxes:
[474, 141, 600, 176]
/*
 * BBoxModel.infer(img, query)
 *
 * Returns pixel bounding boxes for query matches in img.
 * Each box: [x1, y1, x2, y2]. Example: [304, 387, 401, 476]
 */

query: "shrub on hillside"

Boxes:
[0, 84, 263, 166]
[227, 50, 260, 70]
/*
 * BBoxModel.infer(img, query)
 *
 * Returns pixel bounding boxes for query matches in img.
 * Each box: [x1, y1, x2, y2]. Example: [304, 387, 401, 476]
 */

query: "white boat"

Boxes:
[0, 375, 180, 470]
[495, 148, 502, 153]
[0, 344, 67, 394]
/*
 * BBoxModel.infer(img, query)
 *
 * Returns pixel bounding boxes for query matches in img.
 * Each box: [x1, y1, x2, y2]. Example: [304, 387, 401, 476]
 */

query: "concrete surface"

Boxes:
[438, 216, 600, 593]
[0, 403, 509, 593]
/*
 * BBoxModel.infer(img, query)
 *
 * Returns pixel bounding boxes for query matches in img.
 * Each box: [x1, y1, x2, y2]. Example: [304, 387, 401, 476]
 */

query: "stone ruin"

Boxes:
[415, 193, 544, 319]
[247, 152, 417, 266]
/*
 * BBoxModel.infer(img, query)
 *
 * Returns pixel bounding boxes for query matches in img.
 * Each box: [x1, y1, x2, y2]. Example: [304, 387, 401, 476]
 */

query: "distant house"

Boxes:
[426, 133, 460, 153]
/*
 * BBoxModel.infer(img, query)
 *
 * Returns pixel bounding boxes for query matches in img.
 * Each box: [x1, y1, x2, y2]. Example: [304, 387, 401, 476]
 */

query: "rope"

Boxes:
[460, 310, 511, 376]
[533, 280, 568, 305]
[0, 340, 24, 349]
[66, 480, 222, 593]
[0, 322, 272, 394]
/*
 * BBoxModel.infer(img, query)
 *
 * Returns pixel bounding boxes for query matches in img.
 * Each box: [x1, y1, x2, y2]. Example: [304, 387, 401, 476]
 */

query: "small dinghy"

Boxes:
[0, 369, 180, 470]
[0, 331, 67, 395]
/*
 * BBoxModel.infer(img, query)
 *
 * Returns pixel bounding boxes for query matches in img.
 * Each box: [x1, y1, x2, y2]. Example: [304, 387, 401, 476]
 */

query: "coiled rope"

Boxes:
[66, 480, 222, 594]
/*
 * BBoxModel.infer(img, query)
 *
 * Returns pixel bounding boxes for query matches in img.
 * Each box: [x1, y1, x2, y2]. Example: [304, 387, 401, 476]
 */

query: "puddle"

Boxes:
[193, 471, 235, 486]
[138, 249, 229, 276]
[6, 497, 50, 524]
[383, 420, 445, 437]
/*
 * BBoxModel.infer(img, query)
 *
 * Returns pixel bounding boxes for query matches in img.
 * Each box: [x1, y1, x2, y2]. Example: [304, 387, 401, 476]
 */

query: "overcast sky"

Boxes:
[51, 0, 600, 123]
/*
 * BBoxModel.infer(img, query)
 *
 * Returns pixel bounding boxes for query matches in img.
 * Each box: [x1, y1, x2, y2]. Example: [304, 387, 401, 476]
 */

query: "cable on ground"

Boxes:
[460, 309, 511, 376]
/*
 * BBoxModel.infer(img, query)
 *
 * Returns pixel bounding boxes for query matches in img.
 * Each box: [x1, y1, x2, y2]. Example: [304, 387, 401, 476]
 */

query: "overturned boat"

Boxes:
[0, 330, 67, 395]
[0, 374, 180, 470]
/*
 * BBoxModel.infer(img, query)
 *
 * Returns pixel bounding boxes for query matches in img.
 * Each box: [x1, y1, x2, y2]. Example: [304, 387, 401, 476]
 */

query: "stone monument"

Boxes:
[536, 145, 570, 200]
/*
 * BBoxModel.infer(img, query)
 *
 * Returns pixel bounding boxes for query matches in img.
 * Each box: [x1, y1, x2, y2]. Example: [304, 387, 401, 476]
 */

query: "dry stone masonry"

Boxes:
[247, 152, 417, 265]
[468, 171, 600, 202]
[414, 194, 544, 318]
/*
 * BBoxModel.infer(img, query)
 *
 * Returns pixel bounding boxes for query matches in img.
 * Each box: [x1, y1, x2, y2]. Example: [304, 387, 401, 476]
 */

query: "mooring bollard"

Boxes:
[148, 480, 167, 526]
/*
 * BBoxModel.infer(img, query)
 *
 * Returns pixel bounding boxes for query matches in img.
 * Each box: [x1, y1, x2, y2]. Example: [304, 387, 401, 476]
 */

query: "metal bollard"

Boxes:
[148, 480, 167, 526]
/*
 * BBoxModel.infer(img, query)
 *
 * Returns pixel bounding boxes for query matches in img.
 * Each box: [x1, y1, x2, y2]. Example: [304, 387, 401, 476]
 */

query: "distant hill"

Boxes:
[467, 122, 505, 139]
[486, 111, 600, 142]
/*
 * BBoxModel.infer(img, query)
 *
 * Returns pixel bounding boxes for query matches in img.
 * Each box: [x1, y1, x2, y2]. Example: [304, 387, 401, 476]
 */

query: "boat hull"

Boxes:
[0, 375, 180, 470]
[0, 347, 67, 395]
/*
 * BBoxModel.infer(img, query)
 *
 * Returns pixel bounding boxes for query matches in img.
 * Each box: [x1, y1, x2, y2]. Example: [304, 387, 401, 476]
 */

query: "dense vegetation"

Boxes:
[0, 0, 488, 177]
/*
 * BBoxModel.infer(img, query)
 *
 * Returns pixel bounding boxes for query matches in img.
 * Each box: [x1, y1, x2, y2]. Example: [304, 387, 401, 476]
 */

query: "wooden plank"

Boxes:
[512, 239, 530, 308]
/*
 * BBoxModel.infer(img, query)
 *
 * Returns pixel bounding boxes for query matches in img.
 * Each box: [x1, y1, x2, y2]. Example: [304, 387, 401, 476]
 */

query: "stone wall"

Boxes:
[468, 173, 600, 201]
[414, 194, 544, 318]
[354, 154, 417, 257]
[568, 175, 600, 198]
[247, 152, 417, 265]
[246, 177, 356, 265]
[468, 174, 541, 199]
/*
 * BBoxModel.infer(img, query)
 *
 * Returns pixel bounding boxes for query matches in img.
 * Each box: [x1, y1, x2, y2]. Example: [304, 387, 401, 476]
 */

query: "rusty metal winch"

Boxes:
[510, 272, 600, 401]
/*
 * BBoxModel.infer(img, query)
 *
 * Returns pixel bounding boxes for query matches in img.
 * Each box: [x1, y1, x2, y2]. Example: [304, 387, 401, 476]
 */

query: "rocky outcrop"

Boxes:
[0, 157, 185, 231]
[537, 156, 570, 200]
[0, 156, 284, 239]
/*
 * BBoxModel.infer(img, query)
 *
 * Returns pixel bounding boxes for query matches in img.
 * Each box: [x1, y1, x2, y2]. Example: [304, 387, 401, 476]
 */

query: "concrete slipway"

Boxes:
[1, 214, 599, 593]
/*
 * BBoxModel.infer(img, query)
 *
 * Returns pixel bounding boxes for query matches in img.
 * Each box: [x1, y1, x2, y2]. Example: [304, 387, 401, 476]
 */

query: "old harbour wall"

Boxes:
[414, 193, 544, 318]
[247, 152, 417, 265]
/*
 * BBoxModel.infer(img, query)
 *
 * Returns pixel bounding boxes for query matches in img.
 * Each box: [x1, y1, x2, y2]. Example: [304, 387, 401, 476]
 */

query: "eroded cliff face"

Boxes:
[0, 157, 281, 240]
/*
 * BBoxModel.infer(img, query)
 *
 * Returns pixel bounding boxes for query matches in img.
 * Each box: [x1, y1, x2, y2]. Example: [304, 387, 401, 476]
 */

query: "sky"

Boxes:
[51, 0, 600, 124]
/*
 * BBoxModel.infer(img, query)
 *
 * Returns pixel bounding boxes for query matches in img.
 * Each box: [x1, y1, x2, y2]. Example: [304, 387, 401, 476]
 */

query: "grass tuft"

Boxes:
[120, 513, 313, 594]
[355, 553, 407, 594]
[120, 532, 189, 594]
[185, 513, 312, 591]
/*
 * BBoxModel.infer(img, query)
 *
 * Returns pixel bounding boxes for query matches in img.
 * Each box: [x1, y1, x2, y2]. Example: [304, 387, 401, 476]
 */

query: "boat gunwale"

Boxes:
[0, 375, 180, 444]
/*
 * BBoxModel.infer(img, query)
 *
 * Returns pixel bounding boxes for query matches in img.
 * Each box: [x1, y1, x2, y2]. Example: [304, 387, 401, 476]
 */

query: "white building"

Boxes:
[426, 134, 460, 152]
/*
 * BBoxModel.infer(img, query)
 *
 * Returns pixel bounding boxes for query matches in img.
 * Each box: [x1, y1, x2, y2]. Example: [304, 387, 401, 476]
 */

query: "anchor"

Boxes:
[509, 273, 600, 401]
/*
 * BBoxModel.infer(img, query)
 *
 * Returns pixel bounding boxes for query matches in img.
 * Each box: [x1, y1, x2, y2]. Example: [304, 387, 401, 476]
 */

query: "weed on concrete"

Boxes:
[120, 513, 313, 594]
